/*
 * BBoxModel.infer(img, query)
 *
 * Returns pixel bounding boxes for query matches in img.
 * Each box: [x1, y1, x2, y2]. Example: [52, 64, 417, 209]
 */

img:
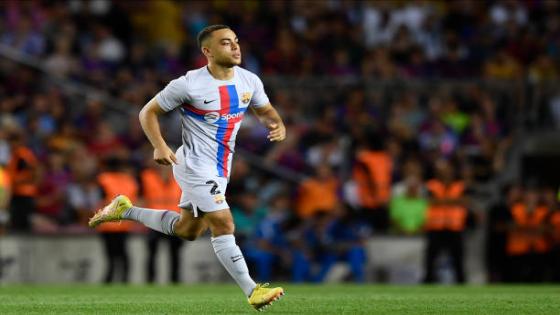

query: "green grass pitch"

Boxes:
[0, 284, 559, 314]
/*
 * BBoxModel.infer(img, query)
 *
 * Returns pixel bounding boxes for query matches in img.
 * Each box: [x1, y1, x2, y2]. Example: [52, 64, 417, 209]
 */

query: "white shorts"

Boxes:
[172, 147, 230, 217]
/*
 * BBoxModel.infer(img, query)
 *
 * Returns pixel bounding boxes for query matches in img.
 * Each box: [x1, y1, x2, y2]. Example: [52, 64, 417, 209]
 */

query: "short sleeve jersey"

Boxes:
[156, 66, 269, 178]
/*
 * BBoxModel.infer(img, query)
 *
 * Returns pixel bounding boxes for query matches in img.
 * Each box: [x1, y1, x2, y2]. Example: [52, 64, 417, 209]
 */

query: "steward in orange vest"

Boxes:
[505, 188, 550, 282]
[506, 203, 549, 256]
[353, 150, 392, 209]
[96, 157, 139, 283]
[352, 136, 393, 231]
[140, 163, 184, 283]
[297, 163, 339, 219]
[140, 166, 181, 212]
[423, 159, 468, 284]
[7, 132, 39, 231]
[97, 170, 138, 233]
[425, 180, 468, 232]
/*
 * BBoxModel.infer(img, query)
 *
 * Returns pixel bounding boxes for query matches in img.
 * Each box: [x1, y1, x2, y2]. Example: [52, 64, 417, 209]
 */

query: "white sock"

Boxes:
[211, 234, 256, 296]
[122, 206, 179, 236]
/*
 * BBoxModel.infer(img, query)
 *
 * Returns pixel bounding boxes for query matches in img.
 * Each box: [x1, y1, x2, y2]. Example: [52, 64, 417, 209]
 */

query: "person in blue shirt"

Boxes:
[244, 193, 308, 282]
[301, 209, 367, 283]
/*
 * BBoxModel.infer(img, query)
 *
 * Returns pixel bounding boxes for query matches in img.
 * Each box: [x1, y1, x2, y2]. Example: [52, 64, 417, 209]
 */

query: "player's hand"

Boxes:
[266, 122, 286, 142]
[153, 146, 178, 165]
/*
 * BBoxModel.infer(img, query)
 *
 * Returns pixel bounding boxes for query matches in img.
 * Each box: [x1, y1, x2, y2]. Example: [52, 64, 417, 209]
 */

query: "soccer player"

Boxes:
[89, 25, 286, 310]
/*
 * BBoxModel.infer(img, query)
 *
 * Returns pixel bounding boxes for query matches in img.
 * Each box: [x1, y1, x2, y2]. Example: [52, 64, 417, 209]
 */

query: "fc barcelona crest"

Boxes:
[241, 92, 251, 104]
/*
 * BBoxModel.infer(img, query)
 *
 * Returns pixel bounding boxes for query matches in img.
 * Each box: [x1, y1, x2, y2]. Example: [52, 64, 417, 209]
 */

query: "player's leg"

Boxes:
[204, 208, 256, 295]
[91, 148, 204, 237]
[89, 195, 207, 239]
[121, 203, 180, 236]
[125, 205, 208, 241]
[88, 195, 174, 233]
[172, 208, 208, 240]
[204, 209, 284, 310]
[123, 203, 178, 235]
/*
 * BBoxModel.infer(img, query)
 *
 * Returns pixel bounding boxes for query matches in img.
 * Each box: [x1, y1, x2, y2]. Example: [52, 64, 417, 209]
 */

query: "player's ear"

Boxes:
[201, 46, 211, 58]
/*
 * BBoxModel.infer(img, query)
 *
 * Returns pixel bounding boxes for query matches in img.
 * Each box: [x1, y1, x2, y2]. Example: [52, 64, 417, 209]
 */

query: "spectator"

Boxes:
[300, 210, 366, 283]
[35, 152, 71, 228]
[390, 160, 427, 234]
[483, 49, 522, 80]
[44, 38, 78, 78]
[232, 191, 267, 246]
[66, 168, 102, 227]
[245, 194, 295, 282]
[1, 16, 46, 57]
[87, 122, 123, 159]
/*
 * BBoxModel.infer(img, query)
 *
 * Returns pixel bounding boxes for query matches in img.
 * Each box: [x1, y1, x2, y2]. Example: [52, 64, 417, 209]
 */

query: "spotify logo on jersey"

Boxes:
[204, 112, 220, 124]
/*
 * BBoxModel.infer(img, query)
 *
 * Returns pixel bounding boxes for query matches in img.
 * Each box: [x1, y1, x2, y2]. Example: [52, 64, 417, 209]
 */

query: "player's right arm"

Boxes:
[139, 98, 178, 165]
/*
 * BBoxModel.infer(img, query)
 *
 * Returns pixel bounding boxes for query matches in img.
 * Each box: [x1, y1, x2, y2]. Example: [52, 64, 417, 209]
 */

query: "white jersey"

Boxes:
[156, 66, 269, 179]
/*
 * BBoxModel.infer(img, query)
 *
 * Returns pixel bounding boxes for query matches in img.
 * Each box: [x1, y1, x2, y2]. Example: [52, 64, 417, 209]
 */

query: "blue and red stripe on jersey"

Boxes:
[179, 85, 246, 178]
[216, 85, 242, 178]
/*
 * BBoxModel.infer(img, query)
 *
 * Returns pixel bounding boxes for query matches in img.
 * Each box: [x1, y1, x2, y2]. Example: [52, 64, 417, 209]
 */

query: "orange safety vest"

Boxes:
[353, 150, 392, 208]
[96, 171, 139, 233]
[7, 146, 38, 197]
[0, 167, 9, 190]
[140, 168, 181, 212]
[0, 167, 10, 207]
[296, 177, 338, 218]
[506, 203, 549, 255]
[425, 180, 467, 232]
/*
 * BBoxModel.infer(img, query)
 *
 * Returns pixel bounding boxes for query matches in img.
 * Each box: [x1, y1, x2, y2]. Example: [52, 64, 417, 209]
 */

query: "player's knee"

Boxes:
[183, 233, 198, 241]
[175, 228, 198, 241]
[210, 221, 234, 236]
[173, 224, 198, 241]
[205, 209, 235, 236]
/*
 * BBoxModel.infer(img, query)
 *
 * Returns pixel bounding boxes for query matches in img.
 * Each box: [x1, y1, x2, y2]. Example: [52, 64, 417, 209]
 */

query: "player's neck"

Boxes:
[207, 63, 235, 81]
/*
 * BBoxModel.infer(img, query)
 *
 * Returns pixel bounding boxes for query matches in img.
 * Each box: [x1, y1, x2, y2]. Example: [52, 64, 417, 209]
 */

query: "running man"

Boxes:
[89, 25, 286, 311]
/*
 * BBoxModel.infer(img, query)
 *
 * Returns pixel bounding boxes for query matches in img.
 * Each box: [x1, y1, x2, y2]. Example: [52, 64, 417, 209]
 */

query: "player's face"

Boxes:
[206, 29, 242, 67]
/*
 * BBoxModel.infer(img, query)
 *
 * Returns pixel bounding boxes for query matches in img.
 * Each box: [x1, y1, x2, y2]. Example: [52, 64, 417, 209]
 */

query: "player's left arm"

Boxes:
[251, 103, 286, 142]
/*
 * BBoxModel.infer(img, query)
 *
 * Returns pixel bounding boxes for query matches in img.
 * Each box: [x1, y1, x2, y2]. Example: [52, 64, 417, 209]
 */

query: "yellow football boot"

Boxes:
[248, 283, 284, 311]
[88, 195, 132, 228]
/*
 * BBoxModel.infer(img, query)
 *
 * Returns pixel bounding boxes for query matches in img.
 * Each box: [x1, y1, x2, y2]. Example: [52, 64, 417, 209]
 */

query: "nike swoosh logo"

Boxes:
[204, 99, 216, 104]
[231, 255, 244, 263]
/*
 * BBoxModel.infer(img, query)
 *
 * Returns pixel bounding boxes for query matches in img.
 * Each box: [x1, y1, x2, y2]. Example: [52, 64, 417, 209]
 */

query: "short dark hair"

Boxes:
[197, 24, 231, 48]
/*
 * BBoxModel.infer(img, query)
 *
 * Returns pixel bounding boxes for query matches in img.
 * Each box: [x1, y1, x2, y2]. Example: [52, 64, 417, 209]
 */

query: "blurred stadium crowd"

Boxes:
[0, 0, 559, 283]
